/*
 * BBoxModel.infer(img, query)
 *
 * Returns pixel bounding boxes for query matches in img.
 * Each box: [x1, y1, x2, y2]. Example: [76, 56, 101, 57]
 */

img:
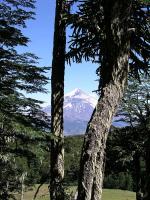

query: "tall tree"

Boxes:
[50, 0, 78, 199]
[118, 76, 150, 200]
[67, 0, 149, 199]
[78, 1, 131, 199]
[0, 0, 50, 198]
[106, 126, 145, 200]
[50, 0, 67, 199]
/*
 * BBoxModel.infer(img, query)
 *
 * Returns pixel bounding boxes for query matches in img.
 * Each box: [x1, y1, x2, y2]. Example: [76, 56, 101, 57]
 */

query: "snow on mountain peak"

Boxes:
[65, 88, 84, 97]
[65, 88, 97, 108]
[43, 88, 126, 135]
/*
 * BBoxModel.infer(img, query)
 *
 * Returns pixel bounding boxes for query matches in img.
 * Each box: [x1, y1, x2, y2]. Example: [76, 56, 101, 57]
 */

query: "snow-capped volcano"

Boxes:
[43, 88, 127, 135]
[64, 88, 97, 122]
[43, 88, 97, 134]
[65, 88, 97, 108]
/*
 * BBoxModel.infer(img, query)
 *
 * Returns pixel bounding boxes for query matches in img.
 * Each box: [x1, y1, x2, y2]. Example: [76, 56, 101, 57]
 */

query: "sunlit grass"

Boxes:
[102, 189, 135, 200]
[15, 185, 135, 200]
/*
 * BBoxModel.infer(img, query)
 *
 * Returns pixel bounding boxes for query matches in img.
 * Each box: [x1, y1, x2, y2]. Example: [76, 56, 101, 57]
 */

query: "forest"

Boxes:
[0, 0, 150, 200]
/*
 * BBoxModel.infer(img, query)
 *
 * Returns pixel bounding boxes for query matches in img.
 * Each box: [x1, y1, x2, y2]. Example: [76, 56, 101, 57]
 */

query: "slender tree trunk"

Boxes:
[134, 153, 142, 200]
[20, 172, 26, 200]
[77, 1, 131, 200]
[143, 135, 150, 200]
[50, 0, 66, 199]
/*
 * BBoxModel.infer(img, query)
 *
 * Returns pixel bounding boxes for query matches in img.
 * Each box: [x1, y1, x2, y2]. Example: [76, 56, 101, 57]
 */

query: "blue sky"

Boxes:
[22, 0, 98, 105]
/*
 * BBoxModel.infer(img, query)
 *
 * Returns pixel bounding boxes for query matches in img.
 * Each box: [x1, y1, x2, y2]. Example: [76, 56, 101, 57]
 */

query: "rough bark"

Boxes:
[20, 172, 27, 200]
[143, 135, 150, 200]
[134, 153, 142, 200]
[50, 0, 66, 199]
[77, 1, 131, 200]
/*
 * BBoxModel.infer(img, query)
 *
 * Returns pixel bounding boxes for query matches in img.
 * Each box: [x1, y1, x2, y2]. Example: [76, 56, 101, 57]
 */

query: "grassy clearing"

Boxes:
[15, 185, 49, 200]
[102, 189, 135, 200]
[16, 185, 135, 200]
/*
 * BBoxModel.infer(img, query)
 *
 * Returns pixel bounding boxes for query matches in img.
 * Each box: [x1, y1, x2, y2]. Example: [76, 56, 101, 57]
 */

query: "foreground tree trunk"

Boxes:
[77, 1, 131, 200]
[20, 172, 27, 200]
[143, 134, 150, 200]
[134, 153, 142, 200]
[50, 0, 66, 199]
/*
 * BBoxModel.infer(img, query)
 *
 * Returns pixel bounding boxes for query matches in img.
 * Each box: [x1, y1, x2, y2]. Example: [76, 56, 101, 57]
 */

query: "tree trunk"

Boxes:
[50, 0, 66, 199]
[134, 153, 142, 200]
[20, 172, 27, 200]
[143, 135, 150, 200]
[77, 1, 131, 200]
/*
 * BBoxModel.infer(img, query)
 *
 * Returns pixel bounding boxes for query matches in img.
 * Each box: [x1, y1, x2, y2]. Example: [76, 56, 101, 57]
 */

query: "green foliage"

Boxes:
[64, 135, 84, 185]
[0, 0, 50, 198]
[120, 76, 150, 127]
[118, 75, 150, 197]
[64, 135, 134, 191]
[66, 0, 150, 79]
[6, 132, 142, 198]
[104, 172, 133, 191]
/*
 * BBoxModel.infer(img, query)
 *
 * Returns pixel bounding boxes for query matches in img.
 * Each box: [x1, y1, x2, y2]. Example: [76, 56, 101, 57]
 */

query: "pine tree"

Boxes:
[50, 0, 71, 199]
[118, 76, 150, 200]
[67, 0, 149, 199]
[50, 0, 66, 199]
[106, 126, 145, 200]
[50, 0, 77, 199]
[0, 0, 50, 198]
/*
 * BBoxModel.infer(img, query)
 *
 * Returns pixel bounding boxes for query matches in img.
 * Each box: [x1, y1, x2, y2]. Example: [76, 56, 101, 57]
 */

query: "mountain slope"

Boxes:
[43, 88, 127, 135]
[64, 88, 97, 121]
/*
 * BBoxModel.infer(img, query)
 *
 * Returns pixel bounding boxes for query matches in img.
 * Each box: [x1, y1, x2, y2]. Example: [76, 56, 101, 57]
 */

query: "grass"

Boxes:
[102, 189, 135, 200]
[15, 185, 49, 200]
[15, 185, 135, 200]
